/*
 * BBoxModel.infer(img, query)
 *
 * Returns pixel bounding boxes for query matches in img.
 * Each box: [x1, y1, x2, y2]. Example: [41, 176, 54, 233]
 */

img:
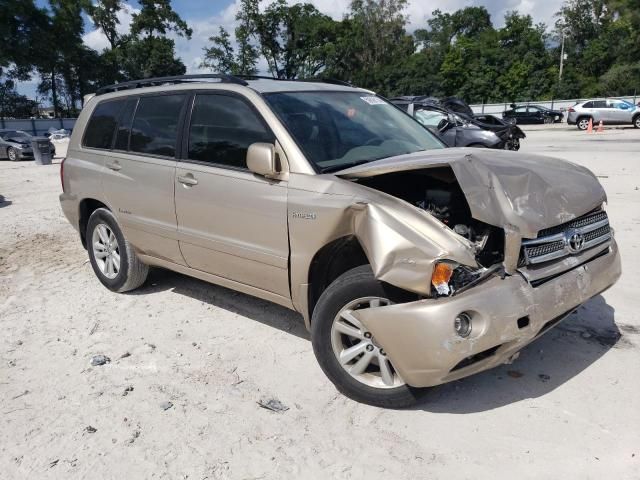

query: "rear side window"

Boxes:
[114, 98, 138, 151]
[130, 94, 186, 157]
[582, 101, 593, 108]
[592, 100, 606, 108]
[83, 100, 125, 149]
[187, 94, 274, 169]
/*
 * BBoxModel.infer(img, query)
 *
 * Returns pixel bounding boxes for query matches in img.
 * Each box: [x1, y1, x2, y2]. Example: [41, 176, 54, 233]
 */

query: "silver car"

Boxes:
[0, 130, 54, 161]
[567, 99, 640, 130]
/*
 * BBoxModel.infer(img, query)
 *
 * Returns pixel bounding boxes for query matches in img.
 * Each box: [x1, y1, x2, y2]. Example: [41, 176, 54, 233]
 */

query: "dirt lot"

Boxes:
[1, 126, 639, 479]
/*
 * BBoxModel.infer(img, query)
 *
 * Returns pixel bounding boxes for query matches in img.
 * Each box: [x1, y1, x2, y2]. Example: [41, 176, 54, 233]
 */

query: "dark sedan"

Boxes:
[502, 104, 564, 124]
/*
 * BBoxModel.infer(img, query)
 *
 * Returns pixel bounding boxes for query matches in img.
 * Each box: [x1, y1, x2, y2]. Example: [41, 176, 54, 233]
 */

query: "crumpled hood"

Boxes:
[336, 148, 606, 239]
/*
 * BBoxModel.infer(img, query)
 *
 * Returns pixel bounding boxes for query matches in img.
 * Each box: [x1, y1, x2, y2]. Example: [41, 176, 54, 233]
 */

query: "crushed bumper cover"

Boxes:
[352, 241, 621, 388]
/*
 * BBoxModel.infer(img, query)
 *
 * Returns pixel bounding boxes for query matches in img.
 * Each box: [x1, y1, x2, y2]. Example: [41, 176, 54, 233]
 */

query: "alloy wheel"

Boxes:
[578, 118, 590, 130]
[330, 297, 405, 389]
[92, 223, 120, 279]
[7, 148, 17, 161]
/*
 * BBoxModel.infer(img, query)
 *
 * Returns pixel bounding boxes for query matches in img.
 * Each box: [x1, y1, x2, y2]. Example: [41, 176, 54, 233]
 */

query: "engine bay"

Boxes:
[354, 167, 505, 267]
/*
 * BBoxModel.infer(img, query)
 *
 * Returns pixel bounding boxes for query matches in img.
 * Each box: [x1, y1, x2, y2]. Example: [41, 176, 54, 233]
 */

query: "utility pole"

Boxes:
[559, 32, 566, 82]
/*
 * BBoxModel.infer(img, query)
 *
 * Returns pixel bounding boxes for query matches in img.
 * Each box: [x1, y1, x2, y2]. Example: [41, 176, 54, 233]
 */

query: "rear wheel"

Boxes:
[311, 265, 424, 408]
[577, 117, 591, 130]
[7, 147, 18, 161]
[87, 208, 149, 292]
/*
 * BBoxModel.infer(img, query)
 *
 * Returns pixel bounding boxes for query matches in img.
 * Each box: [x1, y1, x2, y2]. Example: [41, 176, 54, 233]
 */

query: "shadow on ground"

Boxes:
[414, 295, 634, 413]
[127, 268, 636, 412]
[129, 267, 309, 340]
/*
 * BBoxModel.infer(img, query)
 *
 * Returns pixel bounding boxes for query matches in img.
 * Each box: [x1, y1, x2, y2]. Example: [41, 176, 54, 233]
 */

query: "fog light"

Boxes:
[454, 312, 472, 337]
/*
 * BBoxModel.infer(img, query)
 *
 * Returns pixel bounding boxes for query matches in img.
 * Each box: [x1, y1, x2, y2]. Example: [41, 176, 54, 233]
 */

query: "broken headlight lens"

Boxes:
[431, 261, 487, 297]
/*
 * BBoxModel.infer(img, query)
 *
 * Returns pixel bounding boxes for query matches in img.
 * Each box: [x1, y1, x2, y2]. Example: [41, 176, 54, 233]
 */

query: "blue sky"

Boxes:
[19, 0, 564, 100]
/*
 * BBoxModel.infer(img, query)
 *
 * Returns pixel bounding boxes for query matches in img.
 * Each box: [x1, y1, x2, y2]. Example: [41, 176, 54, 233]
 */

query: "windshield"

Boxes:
[1, 131, 32, 142]
[264, 91, 443, 172]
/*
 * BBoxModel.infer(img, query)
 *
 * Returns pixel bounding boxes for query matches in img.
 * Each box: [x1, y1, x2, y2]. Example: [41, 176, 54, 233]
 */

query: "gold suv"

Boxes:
[60, 75, 621, 407]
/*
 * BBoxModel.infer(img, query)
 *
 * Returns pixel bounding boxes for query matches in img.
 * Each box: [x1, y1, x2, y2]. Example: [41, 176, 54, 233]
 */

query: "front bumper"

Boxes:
[353, 241, 621, 388]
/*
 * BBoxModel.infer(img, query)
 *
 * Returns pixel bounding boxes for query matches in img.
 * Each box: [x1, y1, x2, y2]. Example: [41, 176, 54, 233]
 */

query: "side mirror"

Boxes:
[247, 143, 278, 177]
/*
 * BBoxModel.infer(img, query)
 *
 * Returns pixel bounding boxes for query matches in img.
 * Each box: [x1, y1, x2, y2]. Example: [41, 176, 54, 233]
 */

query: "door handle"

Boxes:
[177, 174, 198, 186]
[106, 161, 121, 171]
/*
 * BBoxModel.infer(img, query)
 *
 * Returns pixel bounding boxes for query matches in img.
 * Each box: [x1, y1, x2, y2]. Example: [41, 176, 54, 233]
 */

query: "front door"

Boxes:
[174, 92, 290, 298]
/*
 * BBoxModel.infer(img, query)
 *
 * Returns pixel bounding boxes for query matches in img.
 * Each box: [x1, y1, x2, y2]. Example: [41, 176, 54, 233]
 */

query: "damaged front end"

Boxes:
[324, 147, 620, 387]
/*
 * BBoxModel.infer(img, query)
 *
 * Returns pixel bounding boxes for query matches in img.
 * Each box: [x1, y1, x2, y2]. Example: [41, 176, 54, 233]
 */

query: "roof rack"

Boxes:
[95, 74, 249, 95]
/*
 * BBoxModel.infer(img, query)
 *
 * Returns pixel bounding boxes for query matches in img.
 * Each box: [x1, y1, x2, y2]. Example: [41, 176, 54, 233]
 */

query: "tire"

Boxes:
[633, 115, 640, 129]
[543, 116, 553, 124]
[577, 117, 591, 131]
[7, 147, 18, 161]
[86, 208, 149, 292]
[311, 265, 424, 408]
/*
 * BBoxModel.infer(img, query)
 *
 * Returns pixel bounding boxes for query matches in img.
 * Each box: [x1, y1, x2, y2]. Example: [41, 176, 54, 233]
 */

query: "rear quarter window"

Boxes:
[83, 100, 125, 149]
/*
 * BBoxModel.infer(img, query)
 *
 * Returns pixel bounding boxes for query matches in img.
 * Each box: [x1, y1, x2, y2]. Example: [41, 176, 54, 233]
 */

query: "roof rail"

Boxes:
[95, 74, 249, 95]
[236, 75, 354, 88]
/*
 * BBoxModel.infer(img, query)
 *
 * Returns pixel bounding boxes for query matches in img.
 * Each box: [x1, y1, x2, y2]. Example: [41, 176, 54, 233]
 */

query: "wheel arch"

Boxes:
[78, 198, 111, 249]
[307, 235, 369, 322]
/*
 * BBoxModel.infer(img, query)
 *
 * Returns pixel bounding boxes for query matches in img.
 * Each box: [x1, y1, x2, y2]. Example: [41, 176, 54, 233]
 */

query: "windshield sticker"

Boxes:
[360, 96, 386, 106]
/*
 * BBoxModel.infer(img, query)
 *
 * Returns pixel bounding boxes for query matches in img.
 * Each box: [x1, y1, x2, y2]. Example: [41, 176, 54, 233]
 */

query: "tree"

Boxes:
[87, 0, 123, 50]
[130, 0, 192, 39]
[327, 0, 414, 92]
[116, 36, 186, 79]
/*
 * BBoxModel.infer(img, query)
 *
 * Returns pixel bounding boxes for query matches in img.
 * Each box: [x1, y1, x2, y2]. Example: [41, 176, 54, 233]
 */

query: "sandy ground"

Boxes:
[1, 125, 639, 479]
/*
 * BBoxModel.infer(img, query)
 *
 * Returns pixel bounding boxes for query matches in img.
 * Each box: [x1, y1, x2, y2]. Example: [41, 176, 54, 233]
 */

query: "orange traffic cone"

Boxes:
[587, 118, 593, 133]
[597, 120, 604, 133]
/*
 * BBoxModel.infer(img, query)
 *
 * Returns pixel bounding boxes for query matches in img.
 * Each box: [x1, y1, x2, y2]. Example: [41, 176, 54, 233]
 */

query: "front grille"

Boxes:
[538, 210, 607, 237]
[520, 210, 611, 266]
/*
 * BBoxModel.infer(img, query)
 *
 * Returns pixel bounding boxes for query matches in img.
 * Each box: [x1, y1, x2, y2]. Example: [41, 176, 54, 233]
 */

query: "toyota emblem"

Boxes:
[566, 230, 585, 253]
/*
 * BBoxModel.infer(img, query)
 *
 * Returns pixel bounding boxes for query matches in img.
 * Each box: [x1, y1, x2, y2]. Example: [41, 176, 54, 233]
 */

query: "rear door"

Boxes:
[174, 91, 290, 298]
[99, 93, 188, 265]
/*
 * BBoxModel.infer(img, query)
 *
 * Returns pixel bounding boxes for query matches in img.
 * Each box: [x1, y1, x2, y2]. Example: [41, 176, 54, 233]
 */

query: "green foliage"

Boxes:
[130, 0, 192, 39]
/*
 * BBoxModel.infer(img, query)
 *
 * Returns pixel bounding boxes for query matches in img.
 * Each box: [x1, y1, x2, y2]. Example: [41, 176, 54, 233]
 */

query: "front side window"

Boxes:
[130, 94, 186, 157]
[83, 100, 125, 149]
[187, 94, 274, 169]
[264, 91, 443, 172]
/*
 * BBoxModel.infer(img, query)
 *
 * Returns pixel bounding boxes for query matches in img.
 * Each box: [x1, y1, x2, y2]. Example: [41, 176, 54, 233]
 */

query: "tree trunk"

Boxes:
[51, 69, 58, 118]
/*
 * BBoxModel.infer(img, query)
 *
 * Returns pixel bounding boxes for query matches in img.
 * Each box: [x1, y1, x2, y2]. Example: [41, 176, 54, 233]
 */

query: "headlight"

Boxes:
[431, 261, 496, 297]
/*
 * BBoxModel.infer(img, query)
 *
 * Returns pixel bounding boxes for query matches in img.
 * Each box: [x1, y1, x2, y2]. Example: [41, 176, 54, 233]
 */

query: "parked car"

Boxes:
[392, 96, 525, 150]
[60, 75, 621, 408]
[567, 99, 640, 130]
[0, 129, 54, 161]
[502, 104, 564, 124]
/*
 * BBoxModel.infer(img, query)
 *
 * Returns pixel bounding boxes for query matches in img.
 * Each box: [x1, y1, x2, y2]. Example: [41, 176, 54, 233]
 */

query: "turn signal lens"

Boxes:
[431, 262, 455, 295]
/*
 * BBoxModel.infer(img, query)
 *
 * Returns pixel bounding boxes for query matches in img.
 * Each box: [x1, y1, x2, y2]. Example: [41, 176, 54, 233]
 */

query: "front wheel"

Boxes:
[7, 147, 18, 161]
[311, 265, 424, 408]
[633, 115, 640, 129]
[87, 208, 149, 292]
